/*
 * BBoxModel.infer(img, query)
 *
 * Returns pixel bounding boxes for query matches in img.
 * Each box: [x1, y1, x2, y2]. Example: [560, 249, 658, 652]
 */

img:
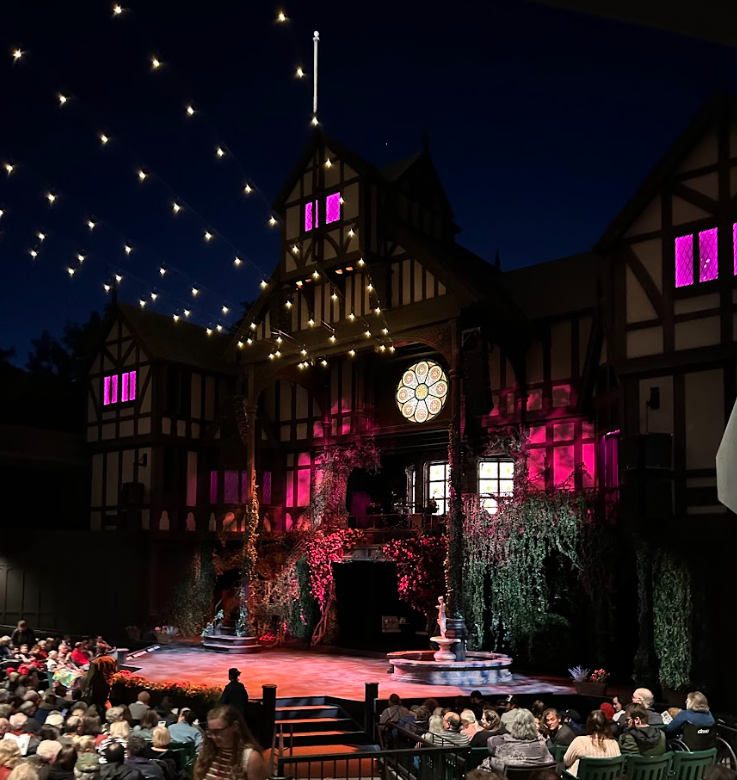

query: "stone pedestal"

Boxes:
[431, 636, 458, 662]
[445, 617, 468, 661]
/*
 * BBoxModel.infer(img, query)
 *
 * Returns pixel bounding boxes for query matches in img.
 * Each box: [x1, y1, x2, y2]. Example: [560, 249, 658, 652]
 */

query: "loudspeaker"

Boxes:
[120, 481, 145, 505]
[620, 434, 673, 471]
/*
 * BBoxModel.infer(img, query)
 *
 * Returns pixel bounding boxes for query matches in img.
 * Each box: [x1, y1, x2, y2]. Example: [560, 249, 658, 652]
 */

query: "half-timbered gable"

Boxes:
[598, 94, 737, 523]
[87, 303, 242, 534]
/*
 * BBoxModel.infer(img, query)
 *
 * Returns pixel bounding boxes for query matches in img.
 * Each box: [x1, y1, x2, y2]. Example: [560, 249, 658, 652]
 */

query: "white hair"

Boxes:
[460, 709, 477, 726]
[8, 713, 27, 730]
[36, 740, 62, 763]
[509, 709, 539, 741]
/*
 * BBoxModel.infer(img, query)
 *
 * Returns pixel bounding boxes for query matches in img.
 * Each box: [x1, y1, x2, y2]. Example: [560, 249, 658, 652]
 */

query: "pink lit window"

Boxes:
[304, 200, 319, 232]
[675, 235, 694, 288]
[325, 192, 341, 224]
[698, 228, 718, 282]
[121, 370, 137, 402]
[733, 223, 737, 275]
[103, 374, 119, 406]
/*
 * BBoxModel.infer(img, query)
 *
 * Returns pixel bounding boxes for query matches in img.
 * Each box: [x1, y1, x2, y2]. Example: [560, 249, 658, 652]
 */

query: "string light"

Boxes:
[222, 305, 229, 314]
[379, 344, 386, 352]
[172, 202, 181, 213]
[191, 287, 199, 297]
[115, 274, 123, 283]
[269, 217, 277, 227]
[348, 312, 355, 321]
[329, 334, 336, 343]
[277, 10, 287, 22]
[325, 158, 332, 168]
[374, 307, 381, 314]
[12, 49, 22, 61]
[186, 104, 195, 116]
[365, 330, 371, 338]
[367, 283, 373, 291]
[357, 258, 364, 266]
[58, 94, 69, 106]
[269, 353, 275, 360]
[320, 359, 328, 367]
[249, 322, 257, 330]
[276, 336, 283, 345]
[137, 169, 147, 181]
[46, 192, 56, 204]
[237, 340, 244, 348]
[389, 346, 396, 353]
[124, 244, 133, 254]
[150, 292, 158, 300]
[296, 67, 304, 78]
[234, 257, 242, 267]
[0, 209, 4, 218]
[216, 324, 223, 332]
[87, 220, 96, 230]
[29, 250, 38, 258]
[204, 231, 213, 241]
[151, 56, 161, 70]
[331, 292, 338, 301]
[311, 116, 319, 127]
[216, 147, 225, 158]
[348, 228, 355, 237]
[348, 349, 356, 357]
[173, 314, 180, 322]
[37, 232, 46, 242]
[139, 299, 146, 308]
[100, 133, 110, 145]
[291, 245, 299, 254]
[183, 309, 191, 317]
[4, 164, 14, 175]
[308, 318, 315, 327]
[159, 267, 167, 276]
[285, 300, 292, 309]
[112, 4, 123, 15]
[206, 328, 212, 336]
[243, 184, 252, 195]
[312, 270, 319, 279]
[260, 280, 267, 289]
[104, 283, 111, 292]
[300, 349, 307, 356]
[246, 337, 253, 345]
[77, 253, 86, 263]
[382, 328, 388, 335]
[275, 350, 282, 358]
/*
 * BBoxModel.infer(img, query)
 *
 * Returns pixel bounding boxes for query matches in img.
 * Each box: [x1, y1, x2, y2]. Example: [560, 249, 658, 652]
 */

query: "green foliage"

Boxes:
[168, 546, 216, 636]
[287, 555, 318, 642]
[653, 549, 692, 689]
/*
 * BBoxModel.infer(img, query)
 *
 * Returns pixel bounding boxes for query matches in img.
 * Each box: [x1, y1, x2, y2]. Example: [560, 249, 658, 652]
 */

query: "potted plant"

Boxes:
[569, 666, 609, 696]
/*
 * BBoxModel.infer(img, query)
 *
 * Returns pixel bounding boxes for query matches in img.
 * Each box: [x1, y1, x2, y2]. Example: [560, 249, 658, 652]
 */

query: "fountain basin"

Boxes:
[387, 649, 513, 686]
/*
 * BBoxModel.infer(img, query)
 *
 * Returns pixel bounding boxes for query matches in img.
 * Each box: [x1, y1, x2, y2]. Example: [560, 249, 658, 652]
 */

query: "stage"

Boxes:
[128, 644, 574, 701]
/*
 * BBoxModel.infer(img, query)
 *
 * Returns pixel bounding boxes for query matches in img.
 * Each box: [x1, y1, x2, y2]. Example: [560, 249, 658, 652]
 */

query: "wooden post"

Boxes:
[364, 681, 378, 743]
[261, 683, 277, 749]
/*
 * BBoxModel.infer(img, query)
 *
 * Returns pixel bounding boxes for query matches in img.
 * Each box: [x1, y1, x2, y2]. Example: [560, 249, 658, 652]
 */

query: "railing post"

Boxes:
[364, 681, 378, 744]
[261, 683, 277, 750]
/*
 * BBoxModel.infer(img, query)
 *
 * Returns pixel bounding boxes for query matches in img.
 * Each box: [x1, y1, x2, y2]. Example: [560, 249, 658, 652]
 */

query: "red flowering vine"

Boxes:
[383, 534, 448, 618]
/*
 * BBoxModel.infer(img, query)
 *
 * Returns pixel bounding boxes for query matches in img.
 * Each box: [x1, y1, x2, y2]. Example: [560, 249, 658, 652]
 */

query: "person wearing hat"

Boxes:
[219, 669, 248, 718]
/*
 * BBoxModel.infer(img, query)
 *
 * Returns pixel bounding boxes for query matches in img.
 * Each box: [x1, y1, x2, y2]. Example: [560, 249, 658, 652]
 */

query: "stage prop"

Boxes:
[386, 649, 514, 685]
[717, 398, 737, 514]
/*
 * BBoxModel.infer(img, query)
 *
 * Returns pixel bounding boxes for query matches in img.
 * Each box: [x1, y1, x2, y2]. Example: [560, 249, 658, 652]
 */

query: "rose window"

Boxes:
[395, 360, 448, 423]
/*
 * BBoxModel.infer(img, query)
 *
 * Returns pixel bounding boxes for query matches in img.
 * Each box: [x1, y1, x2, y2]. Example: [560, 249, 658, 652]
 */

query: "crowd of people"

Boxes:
[0, 623, 267, 780]
[379, 687, 729, 779]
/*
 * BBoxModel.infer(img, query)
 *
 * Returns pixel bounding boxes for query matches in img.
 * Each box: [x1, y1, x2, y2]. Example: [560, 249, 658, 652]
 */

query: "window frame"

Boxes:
[425, 461, 450, 516]
[477, 457, 515, 514]
[674, 227, 719, 290]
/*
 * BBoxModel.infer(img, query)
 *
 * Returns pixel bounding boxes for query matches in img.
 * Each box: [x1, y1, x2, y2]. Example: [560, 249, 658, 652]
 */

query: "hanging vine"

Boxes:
[653, 548, 692, 690]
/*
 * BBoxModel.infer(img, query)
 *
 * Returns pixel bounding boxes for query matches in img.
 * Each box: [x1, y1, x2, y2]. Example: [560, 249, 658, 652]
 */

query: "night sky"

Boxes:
[0, 0, 734, 364]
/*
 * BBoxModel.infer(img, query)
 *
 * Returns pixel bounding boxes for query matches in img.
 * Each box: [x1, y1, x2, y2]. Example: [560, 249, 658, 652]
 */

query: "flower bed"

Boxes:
[111, 670, 221, 710]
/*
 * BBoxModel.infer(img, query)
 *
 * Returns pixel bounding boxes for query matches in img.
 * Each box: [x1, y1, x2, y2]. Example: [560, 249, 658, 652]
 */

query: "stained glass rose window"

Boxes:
[395, 360, 448, 423]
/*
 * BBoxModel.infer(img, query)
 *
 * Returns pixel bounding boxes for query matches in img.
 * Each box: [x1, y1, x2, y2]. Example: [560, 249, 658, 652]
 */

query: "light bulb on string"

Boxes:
[29, 250, 38, 258]
[172, 202, 181, 214]
[312, 270, 319, 279]
[139, 299, 146, 308]
[374, 307, 381, 315]
[367, 283, 373, 291]
[159, 267, 166, 276]
[275, 350, 282, 358]
[320, 359, 328, 367]
[150, 292, 158, 301]
[183, 309, 190, 317]
[325, 158, 332, 168]
[112, 4, 124, 15]
[124, 244, 133, 255]
[382, 328, 388, 335]
[58, 94, 68, 106]
[204, 231, 213, 241]
[216, 147, 225, 158]
[249, 322, 257, 330]
[186, 104, 195, 116]
[331, 291, 338, 301]
[277, 10, 287, 22]
[12, 49, 22, 61]
[216, 325, 223, 332]
[276, 336, 283, 345]
[348, 228, 355, 238]
[260, 280, 268, 288]
[285, 300, 292, 309]
[206, 328, 212, 336]
[296, 67, 304, 78]
[222, 306, 229, 315]
[77, 254, 86, 263]
[329, 334, 336, 343]
[311, 115, 319, 127]
[349, 312, 355, 321]
[237, 340, 244, 348]
[357, 258, 364, 266]
[246, 338, 253, 345]
[4, 163, 14, 175]
[46, 192, 56, 204]
[0, 209, 4, 218]
[291, 245, 299, 254]
[100, 133, 110, 145]
[308, 318, 315, 327]
[301, 349, 308, 357]
[365, 330, 371, 338]
[379, 344, 386, 352]
[244, 184, 252, 195]
[348, 349, 356, 357]
[389, 345, 395, 353]
[269, 353, 275, 360]
[137, 169, 147, 181]
[115, 274, 123, 283]
[191, 287, 199, 297]
[104, 283, 111, 292]
[173, 314, 180, 322]
[269, 217, 277, 227]
[87, 219, 96, 230]
[37, 232, 46, 242]
[151, 56, 161, 70]
[234, 257, 242, 267]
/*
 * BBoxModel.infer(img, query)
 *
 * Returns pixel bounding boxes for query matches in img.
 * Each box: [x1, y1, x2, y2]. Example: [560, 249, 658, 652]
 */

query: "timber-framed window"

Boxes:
[426, 461, 450, 515]
[103, 370, 137, 406]
[304, 193, 341, 232]
[674, 228, 718, 288]
[478, 457, 514, 513]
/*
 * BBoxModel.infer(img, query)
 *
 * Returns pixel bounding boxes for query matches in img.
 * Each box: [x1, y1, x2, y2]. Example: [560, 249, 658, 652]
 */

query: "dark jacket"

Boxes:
[619, 726, 666, 756]
[125, 757, 165, 780]
[100, 764, 144, 780]
[11, 628, 37, 648]
[47, 768, 75, 780]
[549, 724, 576, 747]
[220, 680, 249, 714]
[471, 726, 506, 747]
[665, 709, 715, 733]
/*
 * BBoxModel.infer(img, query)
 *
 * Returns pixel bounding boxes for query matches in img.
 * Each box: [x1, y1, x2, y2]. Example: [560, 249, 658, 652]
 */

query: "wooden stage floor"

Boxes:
[129, 644, 574, 701]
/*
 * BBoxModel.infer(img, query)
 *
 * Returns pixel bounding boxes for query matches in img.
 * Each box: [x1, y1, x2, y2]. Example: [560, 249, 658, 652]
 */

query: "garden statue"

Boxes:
[436, 596, 447, 638]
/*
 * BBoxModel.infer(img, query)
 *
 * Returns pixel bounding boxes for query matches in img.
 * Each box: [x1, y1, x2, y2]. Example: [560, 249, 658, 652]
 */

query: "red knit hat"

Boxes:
[600, 702, 615, 720]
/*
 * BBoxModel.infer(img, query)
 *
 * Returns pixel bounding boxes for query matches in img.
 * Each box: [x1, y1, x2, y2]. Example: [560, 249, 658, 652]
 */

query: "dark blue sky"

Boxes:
[0, 0, 733, 364]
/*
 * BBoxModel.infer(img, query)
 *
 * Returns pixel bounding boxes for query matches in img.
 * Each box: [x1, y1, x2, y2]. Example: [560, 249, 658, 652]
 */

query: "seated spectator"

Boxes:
[0, 640, 12, 661]
[100, 744, 142, 780]
[10, 623, 36, 652]
[482, 709, 553, 773]
[153, 700, 176, 728]
[44, 717, 63, 733]
[439, 712, 470, 747]
[7, 764, 39, 780]
[69, 646, 90, 670]
[97, 723, 130, 763]
[19, 702, 41, 734]
[36, 695, 60, 728]
[542, 709, 576, 747]
[409, 706, 431, 736]
[562, 710, 584, 736]
[469, 692, 485, 719]
[379, 694, 411, 726]
[470, 709, 506, 747]
[71, 738, 96, 756]
[421, 714, 445, 744]
[58, 718, 83, 747]
[48, 746, 76, 780]
[144, 727, 177, 779]
[563, 710, 621, 776]
[0, 721, 10, 739]
[38, 727, 61, 744]
[500, 697, 521, 728]
[460, 710, 481, 740]
[531, 701, 546, 727]
[619, 704, 666, 756]
[599, 703, 615, 721]
[124, 736, 163, 780]
[167, 709, 202, 752]
[74, 754, 100, 780]
[631, 689, 663, 726]
[611, 696, 625, 724]
[132, 712, 158, 742]
[665, 691, 715, 734]
[127, 696, 150, 726]
[13, 648, 32, 666]
[0, 741, 21, 780]
[5, 713, 39, 756]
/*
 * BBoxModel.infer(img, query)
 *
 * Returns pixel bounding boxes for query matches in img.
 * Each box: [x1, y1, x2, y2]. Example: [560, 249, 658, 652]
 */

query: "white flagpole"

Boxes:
[312, 31, 320, 125]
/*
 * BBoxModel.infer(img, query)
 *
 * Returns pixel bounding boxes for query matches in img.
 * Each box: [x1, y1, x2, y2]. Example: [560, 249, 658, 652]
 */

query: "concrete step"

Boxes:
[275, 705, 341, 720]
[275, 717, 355, 733]
[201, 634, 261, 654]
[281, 730, 372, 747]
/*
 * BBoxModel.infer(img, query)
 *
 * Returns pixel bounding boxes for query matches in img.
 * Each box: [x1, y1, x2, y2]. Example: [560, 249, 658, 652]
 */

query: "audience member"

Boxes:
[665, 691, 715, 734]
[192, 704, 267, 780]
[439, 712, 470, 747]
[99, 744, 141, 780]
[379, 695, 411, 726]
[619, 704, 666, 756]
[542, 709, 576, 747]
[48, 746, 76, 780]
[74, 753, 100, 780]
[631, 689, 664, 726]
[131, 712, 157, 742]
[7, 764, 39, 780]
[460, 710, 481, 740]
[10, 624, 36, 652]
[500, 697, 521, 728]
[469, 692, 484, 719]
[482, 709, 553, 773]
[563, 710, 621, 776]
[124, 736, 163, 780]
[126, 696, 149, 725]
[0, 741, 21, 780]
[168, 709, 203, 752]
[470, 709, 506, 747]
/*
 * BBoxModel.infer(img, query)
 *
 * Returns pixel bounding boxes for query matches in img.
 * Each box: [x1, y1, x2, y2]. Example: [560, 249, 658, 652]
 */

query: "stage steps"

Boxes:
[275, 697, 372, 749]
[201, 626, 261, 654]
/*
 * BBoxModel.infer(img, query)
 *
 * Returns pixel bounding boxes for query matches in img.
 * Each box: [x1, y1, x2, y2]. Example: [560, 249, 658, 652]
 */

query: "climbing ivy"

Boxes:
[653, 549, 692, 690]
